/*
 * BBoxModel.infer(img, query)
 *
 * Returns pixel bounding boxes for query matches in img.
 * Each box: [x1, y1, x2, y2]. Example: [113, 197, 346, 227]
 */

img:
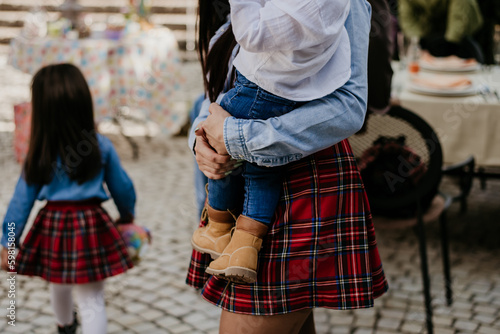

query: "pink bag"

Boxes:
[13, 102, 32, 164]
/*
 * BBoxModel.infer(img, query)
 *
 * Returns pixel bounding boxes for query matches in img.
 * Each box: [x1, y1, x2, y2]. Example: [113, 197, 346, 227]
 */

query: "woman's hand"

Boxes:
[202, 103, 232, 155]
[194, 126, 239, 180]
[1, 247, 9, 271]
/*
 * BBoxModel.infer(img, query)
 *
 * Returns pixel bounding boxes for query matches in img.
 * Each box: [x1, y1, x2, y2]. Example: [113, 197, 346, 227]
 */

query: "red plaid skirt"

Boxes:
[186, 140, 388, 315]
[16, 201, 133, 284]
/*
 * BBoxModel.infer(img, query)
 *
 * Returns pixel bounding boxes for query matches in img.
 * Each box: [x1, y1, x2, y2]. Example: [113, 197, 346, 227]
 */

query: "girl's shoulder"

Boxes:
[97, 133, 111, 145]
[96, 133, 115, 160]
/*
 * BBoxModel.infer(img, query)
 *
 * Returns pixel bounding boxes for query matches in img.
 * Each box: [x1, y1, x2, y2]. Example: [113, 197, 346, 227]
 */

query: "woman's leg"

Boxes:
[74, 281, 107, 334]
[49, 283, 74, 326]
[219, 308, 315, 334]
[298, 311, 316, 334]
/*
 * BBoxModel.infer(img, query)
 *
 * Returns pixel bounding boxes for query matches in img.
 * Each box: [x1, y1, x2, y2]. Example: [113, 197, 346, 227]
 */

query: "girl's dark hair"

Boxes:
[198, 0, 237, 102]
[24, 63, 101, 185]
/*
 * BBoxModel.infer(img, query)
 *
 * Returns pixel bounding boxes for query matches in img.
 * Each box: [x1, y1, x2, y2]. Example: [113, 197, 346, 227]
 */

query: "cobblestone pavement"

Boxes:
[0, 54, 500, 334]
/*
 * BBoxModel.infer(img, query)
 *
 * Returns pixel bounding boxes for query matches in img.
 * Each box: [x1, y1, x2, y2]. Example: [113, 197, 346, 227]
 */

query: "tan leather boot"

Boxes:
[191, 205, 236, 259]
[205, 215, 268, 284]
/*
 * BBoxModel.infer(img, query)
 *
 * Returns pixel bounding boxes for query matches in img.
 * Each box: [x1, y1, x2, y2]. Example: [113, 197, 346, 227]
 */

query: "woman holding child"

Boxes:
[187, 0, 388, 333]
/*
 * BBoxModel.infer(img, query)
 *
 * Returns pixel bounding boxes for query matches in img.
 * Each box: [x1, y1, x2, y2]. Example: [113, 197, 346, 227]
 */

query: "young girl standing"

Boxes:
[0, 63, 135, 334]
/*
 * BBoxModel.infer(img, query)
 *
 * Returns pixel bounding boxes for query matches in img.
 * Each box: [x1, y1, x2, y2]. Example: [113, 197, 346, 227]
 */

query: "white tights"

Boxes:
[50, 281, 107, 334]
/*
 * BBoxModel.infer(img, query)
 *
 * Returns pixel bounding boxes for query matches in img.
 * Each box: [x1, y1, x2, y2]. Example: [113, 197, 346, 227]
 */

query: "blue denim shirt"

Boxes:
[189, 0, 372, 167]
[1, 134, 136, 247]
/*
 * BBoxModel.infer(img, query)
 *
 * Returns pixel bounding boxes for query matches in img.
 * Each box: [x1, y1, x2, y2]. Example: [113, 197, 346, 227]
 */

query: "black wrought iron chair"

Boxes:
[349, 105, 473, 334]
[442, 156, 475, 213]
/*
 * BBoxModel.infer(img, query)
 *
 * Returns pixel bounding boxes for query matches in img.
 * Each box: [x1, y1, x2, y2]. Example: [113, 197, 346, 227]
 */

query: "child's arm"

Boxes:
[102, 136, 136, 222]
[1, 174, 40, 248]
[230, 0, 350, 52]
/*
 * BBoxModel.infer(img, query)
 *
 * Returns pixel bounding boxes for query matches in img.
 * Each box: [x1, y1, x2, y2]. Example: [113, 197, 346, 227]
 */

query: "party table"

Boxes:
[8, 27, 186, 135]
[393, 64, 500, 168]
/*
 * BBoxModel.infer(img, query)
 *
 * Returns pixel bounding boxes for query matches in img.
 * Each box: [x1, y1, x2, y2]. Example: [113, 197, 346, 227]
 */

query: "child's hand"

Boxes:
[1, 247, 8, 271]
[115, 215, 134, 225]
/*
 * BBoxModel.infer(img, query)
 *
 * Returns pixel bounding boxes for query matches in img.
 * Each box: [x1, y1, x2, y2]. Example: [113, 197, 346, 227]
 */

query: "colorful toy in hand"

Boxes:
[117, 224, 152, 265]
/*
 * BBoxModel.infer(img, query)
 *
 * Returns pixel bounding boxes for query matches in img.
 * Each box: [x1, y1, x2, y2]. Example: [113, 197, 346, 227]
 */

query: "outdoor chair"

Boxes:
[349, 105, 474, 334]
[442, 156, 475, 213]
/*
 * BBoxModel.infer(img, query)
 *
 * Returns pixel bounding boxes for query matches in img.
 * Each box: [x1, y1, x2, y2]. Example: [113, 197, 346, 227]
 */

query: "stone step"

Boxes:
[0, 0, 197, 58]
[0, 25, 189, 50]
[0, 0, 196, 13]
[0, 26, 20, 44]
[0, 11, 191, 29]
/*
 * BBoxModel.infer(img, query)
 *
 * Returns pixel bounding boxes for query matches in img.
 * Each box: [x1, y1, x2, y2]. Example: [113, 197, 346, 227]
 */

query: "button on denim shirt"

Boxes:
[189, 0, 372, 168]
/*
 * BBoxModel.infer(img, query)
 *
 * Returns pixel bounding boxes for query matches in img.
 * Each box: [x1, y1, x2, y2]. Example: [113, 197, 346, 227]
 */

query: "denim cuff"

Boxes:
[224, 117, 253, 163]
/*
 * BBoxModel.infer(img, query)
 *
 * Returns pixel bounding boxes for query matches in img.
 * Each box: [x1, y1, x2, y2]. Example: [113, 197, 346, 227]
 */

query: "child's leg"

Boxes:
[207, 174, 243, 212]
[206, 214, 268, 283]
[50, 283, 75, 326]
[204, 73, 298, 283]
[191, 187, 240, 259]
[74, 281, 107, 334]
[192, 170, 243, 259]
[206, 162, 283, 283]
[241, 163, 284, 225]
[190, 81, 249, 259]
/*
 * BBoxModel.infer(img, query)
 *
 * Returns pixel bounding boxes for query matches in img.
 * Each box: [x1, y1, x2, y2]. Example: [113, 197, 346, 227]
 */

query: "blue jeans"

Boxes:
[208, 71, 303, 225]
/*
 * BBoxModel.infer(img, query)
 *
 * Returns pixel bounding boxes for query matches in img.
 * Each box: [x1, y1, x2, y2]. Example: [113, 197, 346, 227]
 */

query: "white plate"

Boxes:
[419, 61, 481, 73]
[407, 82, 478, 97]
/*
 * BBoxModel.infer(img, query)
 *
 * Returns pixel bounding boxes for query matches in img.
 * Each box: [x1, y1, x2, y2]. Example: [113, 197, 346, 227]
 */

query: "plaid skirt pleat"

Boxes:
[186, 139, 388, 315]
[16, 201, 133, 284]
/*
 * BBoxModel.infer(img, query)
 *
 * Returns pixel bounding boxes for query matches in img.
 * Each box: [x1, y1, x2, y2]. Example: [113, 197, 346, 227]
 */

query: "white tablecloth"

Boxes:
[394, 65, 500, 168]
[8, 28, 186, 135]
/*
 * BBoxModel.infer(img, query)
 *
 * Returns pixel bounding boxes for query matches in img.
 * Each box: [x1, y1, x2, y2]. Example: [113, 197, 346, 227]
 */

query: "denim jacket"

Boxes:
[1, 134, 136, 248]
[189, 0, 372, 168]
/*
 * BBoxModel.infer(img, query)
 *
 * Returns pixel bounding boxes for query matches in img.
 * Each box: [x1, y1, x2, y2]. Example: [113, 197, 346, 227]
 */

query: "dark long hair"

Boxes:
[197, 0, 237, 102]
[24, 63, 101, 185]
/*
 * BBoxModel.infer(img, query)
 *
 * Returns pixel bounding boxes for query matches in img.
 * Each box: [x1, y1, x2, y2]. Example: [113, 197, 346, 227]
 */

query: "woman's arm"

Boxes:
[188, 97, 239, 179]
[223, 86, 365, 167]
[200, 0, 371, 167]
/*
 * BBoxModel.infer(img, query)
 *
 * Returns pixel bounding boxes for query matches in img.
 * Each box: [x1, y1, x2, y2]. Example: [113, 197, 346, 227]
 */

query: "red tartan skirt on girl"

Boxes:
[186, 140, 388, 315]
[16, 201, 133, 284]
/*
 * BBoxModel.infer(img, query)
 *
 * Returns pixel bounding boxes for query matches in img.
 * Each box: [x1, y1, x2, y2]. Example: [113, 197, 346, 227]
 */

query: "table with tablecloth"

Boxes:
[394, 66, 500, 168]
[8, 27, 186, 135]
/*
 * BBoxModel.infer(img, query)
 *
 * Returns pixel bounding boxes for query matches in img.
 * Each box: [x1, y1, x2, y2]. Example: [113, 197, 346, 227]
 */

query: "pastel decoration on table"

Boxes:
[117, 223, 152, 265]
[419, 51, 480, 72]
[21, 6, 48, 39]
[8, 27, 186, 135]
[411, 74, 472, 90]
[107, 28, 186, 133]
[13, 102, 32, 164]
[407, 72, 477, 97]
[9, 37, 111, 121]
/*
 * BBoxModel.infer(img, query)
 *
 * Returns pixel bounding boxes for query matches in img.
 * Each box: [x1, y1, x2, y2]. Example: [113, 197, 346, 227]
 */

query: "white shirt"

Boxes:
[230, 0, 351, 101]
